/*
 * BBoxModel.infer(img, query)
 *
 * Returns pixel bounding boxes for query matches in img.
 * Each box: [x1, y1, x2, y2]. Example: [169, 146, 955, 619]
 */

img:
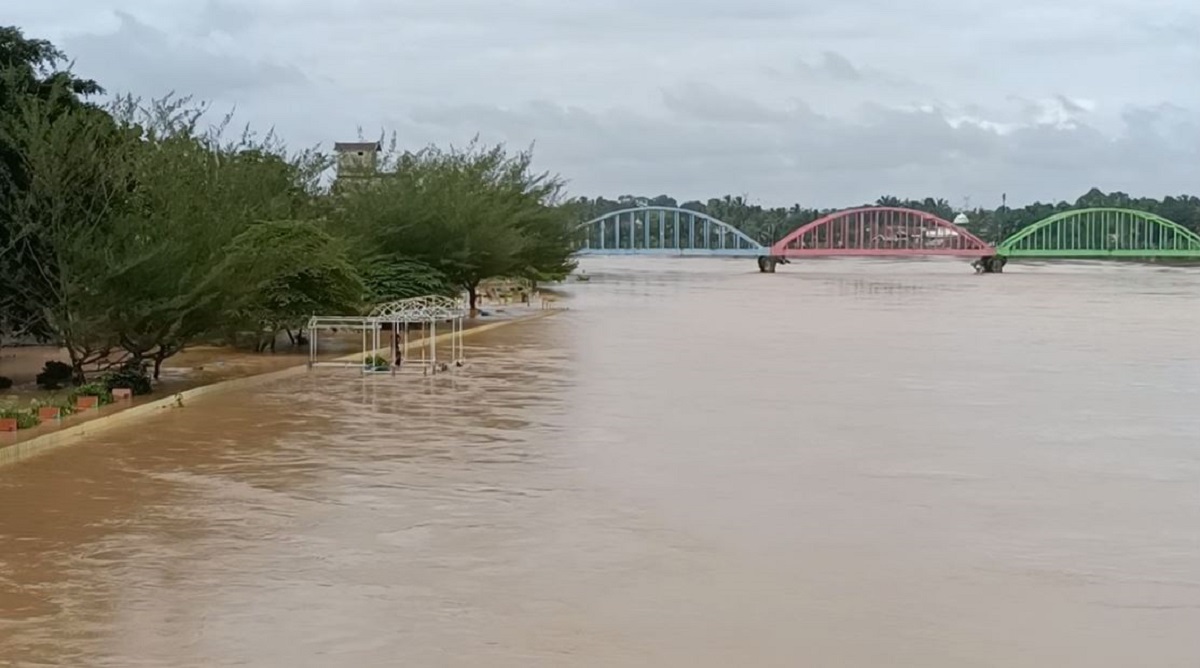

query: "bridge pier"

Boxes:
[757, 256, 789, 273]
[973, 255, 1007, 274]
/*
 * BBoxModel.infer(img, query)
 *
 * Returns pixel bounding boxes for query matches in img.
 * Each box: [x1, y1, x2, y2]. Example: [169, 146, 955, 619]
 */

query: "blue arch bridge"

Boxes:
[574, 207, 766, 257]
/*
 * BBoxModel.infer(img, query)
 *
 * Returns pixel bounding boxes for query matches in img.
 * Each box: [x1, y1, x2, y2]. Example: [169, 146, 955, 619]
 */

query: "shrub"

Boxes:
[29, 397, 75, 418]
[67, 382, 112, 406]
[0, 376, 13, 390]
[103, 359, 153, 396]
[364, 354, 389, 370]
[0, 406, 40, 430]
[35, 361, 74, 390]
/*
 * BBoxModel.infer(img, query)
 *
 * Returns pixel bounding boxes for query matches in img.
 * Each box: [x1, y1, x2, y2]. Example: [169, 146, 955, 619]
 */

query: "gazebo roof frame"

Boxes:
[305, 315, 378, 330]
[365, 295, 468, 323]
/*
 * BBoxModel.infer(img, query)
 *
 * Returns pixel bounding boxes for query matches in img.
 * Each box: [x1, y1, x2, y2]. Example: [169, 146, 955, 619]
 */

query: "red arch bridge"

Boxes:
[573, 206, 1200, 272]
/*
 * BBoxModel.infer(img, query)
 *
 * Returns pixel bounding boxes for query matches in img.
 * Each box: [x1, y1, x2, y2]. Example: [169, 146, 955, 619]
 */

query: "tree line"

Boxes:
[574, 190, 1200, 247]
[0, 26, 577, 388]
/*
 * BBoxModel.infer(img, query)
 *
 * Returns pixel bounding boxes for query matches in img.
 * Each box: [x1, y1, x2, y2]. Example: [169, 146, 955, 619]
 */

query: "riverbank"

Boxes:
[0, 307, 563, 468]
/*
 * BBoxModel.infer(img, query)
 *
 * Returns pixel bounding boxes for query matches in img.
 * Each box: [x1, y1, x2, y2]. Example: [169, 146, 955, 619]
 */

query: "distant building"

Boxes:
[332, 141, 382, 194]
[334, 141, 381, 178]
[953, 212, 970, 226]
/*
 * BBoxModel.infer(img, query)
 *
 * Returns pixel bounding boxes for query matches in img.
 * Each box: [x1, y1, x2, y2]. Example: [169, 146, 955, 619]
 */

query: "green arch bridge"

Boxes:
[974, 208, 1200, 272]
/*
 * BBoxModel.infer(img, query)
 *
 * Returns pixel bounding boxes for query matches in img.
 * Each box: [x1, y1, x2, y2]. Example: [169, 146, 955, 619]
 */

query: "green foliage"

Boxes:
[0, 405, 40, 429]
[100, 96, 331, 375]
[35, 361, 73, 390]
[29, 396, 76, 417]
[0, 93, 136, 378]
[1, 26, 104, 342]
[220, 219, 364, 351]
[364, 354, 389, 370]
[361, 256, 456, 303]
[102, 359, 152, 396]
[336, 137, 575, 309]
[67, 382, 112, 406]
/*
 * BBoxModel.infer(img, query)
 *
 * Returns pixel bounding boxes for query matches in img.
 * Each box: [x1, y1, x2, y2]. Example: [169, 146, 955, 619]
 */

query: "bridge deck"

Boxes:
[574, 248, 764, 257]
[775, 248, 993, 258]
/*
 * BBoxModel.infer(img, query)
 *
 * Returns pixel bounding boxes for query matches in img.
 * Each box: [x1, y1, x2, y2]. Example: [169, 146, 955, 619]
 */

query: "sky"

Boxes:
[9, 1, 1200, 208]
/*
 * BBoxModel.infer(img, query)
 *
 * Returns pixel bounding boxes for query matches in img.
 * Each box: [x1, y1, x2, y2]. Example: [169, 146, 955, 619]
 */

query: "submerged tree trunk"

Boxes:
[65, 340, 109, 386]
[151, 343, 180, 381]
[69, 358, 87, 386]
[466, 282, 479, 316]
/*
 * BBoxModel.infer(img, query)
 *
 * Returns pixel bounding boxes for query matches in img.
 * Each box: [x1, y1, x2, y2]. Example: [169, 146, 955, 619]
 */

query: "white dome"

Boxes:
[953, 212, 970, 225]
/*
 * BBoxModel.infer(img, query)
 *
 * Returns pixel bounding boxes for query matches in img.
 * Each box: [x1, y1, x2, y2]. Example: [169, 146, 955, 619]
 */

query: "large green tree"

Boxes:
[220, 219, 364, 353]
[337, 139, 574, 311]
[0, 94, 137, 381]
[100, 96, 331, 376]
[0, 26, 105, 343]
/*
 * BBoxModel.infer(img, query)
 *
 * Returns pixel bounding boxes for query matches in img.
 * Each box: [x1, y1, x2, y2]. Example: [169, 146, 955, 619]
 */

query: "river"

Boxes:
[1, 257, 1198, 666]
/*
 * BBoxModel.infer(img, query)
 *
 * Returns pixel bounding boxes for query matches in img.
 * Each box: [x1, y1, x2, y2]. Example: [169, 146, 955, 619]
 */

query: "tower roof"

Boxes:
[334, 141, 381, 152]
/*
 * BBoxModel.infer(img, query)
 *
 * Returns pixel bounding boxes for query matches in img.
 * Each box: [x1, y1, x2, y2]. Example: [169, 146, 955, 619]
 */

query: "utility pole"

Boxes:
[999, 193, 1007, 243]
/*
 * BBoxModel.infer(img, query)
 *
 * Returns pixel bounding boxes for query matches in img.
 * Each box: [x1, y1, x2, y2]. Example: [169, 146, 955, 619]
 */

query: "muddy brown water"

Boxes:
[1, 258, 1199, 666]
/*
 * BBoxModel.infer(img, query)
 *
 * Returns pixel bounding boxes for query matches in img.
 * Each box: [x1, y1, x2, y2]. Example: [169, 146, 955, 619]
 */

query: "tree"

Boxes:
[361, 257, 456, 303]
[220, 219, 364, 353]
[0, 26, 105, 343]
[0, 26, 101, 100]
[337, 139, 573, 312]
[0, 93, 136, 381]
[512, 200, 578, 286]
[100, 96, 330, 376]
[498, 152, 577, 286]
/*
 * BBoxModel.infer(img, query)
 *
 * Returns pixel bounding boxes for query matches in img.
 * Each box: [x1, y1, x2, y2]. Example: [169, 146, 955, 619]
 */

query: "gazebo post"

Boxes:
[372, 322, 380, 370]
[456, 316, 463, 365]
[307, 320, 315, 368]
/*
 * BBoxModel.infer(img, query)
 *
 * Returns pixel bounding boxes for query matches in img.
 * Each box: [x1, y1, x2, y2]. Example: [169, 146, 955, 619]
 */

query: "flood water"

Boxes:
[2, 257, 1199, 666]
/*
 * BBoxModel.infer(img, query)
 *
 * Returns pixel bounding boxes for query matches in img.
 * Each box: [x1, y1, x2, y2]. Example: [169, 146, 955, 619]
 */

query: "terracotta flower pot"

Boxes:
[76, 396, 99, 410]
[0, 418, 18, 432]
[37, 406, 61, 421]
[111, 388, 133, 401]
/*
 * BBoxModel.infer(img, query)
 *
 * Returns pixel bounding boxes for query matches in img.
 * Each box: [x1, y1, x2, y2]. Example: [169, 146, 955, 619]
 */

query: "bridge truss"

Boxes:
[574, 206, 766, 256]
[769, 207, 994, 258]
[995, 208, 1200, 259]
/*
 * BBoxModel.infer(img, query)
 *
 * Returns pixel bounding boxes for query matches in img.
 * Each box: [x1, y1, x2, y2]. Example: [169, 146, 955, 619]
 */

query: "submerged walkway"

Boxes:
[0, 307, 562, 467]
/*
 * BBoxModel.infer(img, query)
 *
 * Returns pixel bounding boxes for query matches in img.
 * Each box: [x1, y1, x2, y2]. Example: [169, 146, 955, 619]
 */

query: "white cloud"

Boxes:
[5, 0, 1198, 207]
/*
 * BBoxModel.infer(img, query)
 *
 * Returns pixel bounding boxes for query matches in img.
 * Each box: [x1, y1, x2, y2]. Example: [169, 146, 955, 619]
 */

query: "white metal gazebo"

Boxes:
[306, 295, 469, 375]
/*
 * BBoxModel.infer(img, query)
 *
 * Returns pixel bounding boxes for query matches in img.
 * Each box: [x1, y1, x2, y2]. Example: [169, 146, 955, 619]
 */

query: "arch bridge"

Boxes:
[572, 205, 1200, 272]
[574, 207, 766, 256]
[986, 208, 1200, 269]
[763, 207, 993, 271]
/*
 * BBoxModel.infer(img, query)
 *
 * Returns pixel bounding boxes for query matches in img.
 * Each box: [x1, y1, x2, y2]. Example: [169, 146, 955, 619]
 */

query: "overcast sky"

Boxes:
[10, 1, 1200, 208]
